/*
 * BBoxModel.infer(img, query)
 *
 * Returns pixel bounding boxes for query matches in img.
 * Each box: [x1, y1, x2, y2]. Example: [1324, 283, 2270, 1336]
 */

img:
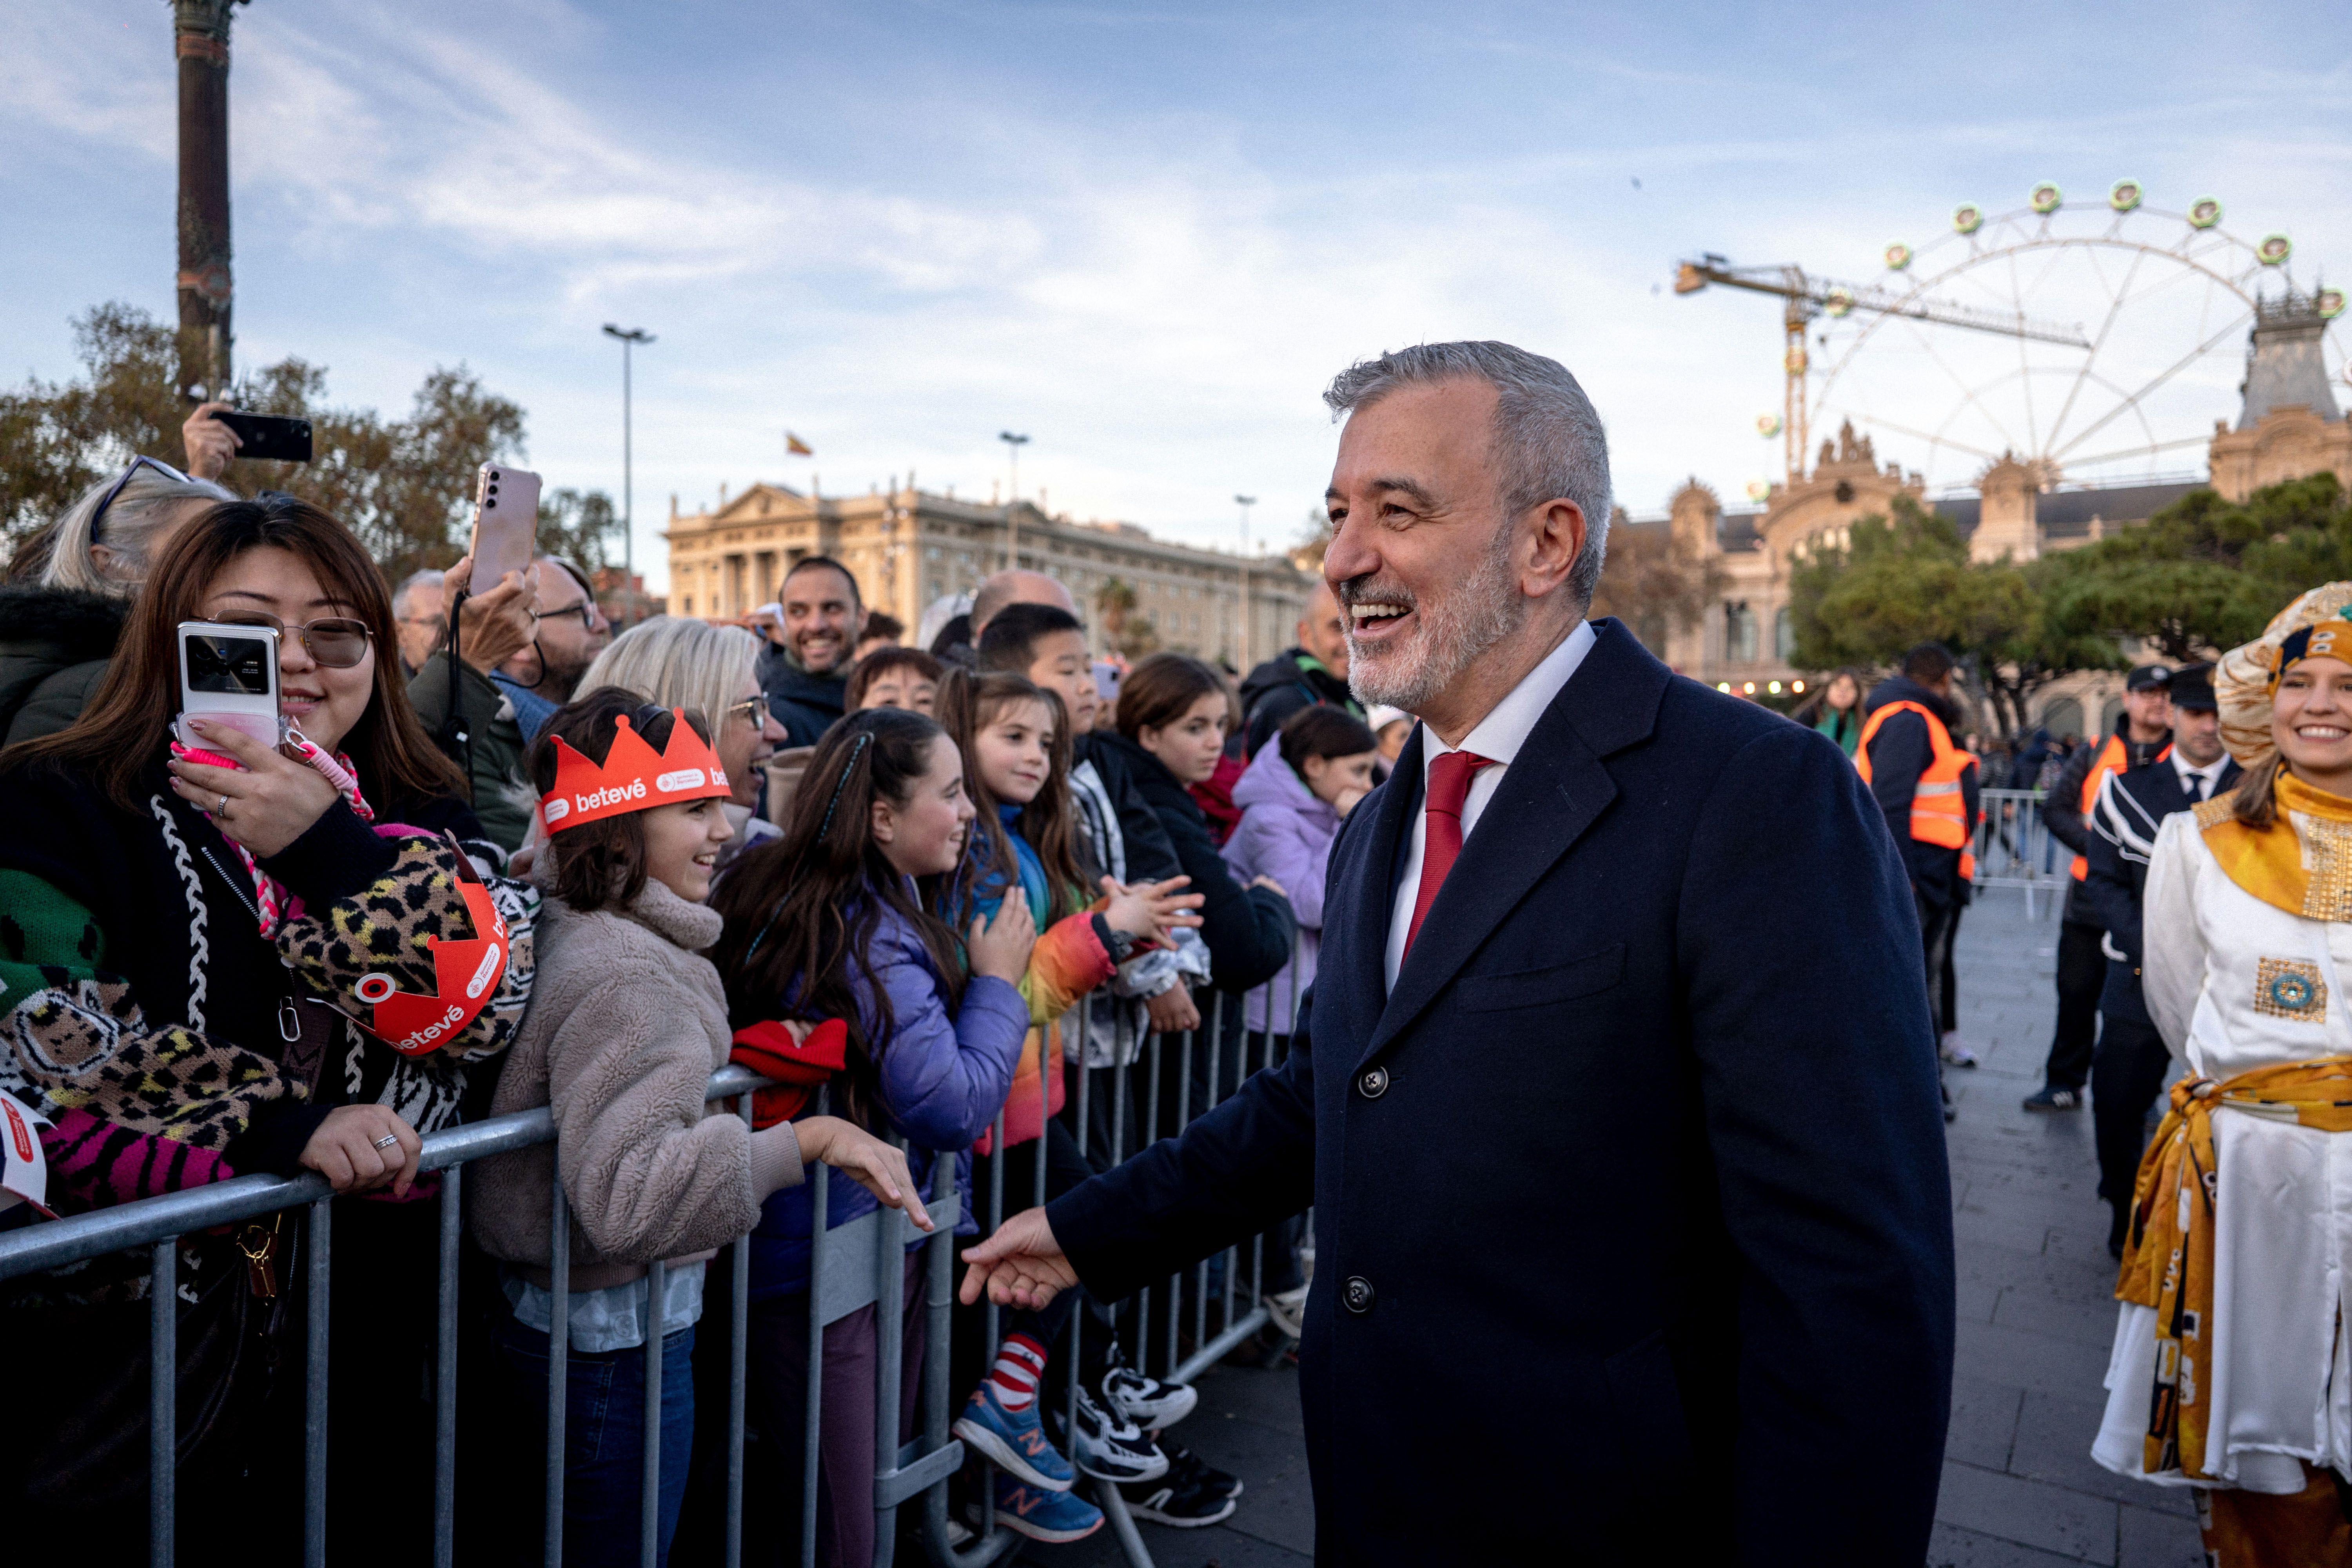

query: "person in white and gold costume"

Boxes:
[2093, 582, 2352, 1563]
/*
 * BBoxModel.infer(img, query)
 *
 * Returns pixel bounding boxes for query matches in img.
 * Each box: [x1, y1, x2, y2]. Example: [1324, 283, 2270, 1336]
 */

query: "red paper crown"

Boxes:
[354, 844, 511, 1056]
[541, 708, 732, 832]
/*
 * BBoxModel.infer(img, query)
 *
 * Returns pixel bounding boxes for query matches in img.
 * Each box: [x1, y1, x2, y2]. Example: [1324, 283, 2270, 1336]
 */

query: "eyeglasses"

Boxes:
[725, 694, 771, 729]
[533, 599, 606, 631]
[216, 612, 374, 669]
[90, 455, 192, 543]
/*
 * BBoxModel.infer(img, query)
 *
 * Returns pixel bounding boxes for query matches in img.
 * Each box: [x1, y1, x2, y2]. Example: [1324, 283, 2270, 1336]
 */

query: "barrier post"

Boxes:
[149, 1236, 176, 1568]
[546, 1177, 570, 1567]
[802, 1085, 833, 1568]
[728, 1091, 755, 1568]
[304, 1196, 332, 1568]
[433, 1163, 462, 1568]
[640, 1256, 667, 1568]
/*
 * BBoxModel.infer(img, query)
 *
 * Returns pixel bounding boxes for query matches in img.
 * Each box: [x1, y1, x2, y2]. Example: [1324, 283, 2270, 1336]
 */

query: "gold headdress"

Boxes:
[2215, 582, 2352, 769]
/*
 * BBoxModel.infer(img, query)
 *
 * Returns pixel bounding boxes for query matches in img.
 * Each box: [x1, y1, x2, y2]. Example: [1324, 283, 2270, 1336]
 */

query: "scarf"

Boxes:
[2199, 772, 2352, 922]
[2115, 1058, 2352, 1479]
[167, 734, 375, 937]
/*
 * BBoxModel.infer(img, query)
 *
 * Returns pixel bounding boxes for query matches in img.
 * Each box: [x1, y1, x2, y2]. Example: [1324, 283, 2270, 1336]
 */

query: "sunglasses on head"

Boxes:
[89, 455, 193, 543]
[215, 612, 374, 669]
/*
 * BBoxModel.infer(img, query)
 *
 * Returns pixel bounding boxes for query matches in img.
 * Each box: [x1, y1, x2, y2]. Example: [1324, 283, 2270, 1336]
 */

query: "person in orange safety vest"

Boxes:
[1858, 644, 1982, 1122]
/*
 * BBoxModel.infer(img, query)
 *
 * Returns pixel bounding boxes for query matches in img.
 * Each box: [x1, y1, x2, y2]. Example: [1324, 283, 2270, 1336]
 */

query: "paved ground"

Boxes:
[1930, 889, 2201, 1568]
[1012, 888, 2203, 1566]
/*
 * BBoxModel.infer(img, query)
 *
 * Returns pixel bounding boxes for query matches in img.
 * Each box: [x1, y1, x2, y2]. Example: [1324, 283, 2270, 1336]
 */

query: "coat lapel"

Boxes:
[1328, 722, 1423, 1043]
[1356, 620, 1669, 1072]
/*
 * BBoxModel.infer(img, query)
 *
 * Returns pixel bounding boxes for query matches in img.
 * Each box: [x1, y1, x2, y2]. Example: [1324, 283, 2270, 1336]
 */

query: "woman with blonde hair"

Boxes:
[0, 456, 234, 742]
[2093, 582, 2352, 1563]
[574, 615, 789, 862]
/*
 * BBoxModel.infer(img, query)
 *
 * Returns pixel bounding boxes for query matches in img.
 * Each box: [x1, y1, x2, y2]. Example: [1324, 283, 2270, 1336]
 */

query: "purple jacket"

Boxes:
[1220, 742, 1332, 1032]
[748, 894, 1029, 1300]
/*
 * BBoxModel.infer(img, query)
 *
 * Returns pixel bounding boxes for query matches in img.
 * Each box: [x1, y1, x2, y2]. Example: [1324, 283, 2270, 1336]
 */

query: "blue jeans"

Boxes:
[496, 1311, 696, 1568]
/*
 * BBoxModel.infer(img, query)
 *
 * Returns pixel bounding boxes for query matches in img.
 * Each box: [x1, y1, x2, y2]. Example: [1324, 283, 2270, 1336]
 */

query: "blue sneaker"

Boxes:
[970, 1475, 1105, 1544]
[954, 1383, 1075, 1491]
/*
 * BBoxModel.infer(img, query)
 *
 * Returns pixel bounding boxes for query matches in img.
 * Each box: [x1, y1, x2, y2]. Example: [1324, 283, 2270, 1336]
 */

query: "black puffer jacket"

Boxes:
[1088, 727, 1294, 995]
[0, 584, 128, 745]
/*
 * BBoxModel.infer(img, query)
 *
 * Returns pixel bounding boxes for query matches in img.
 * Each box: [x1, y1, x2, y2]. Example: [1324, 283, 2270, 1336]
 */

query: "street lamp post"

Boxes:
[999, 431, 1030, 571]
[1234, 494, 1258, 670]
[603, 324, 655, 583]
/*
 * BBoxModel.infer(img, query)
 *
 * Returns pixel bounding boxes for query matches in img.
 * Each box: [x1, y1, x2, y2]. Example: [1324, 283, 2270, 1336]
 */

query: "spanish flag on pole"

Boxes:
[785, 432, 813, 456]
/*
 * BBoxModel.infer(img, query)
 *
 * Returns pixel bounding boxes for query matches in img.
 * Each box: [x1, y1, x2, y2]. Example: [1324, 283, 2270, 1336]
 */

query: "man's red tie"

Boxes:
[1404, 749, 1493, 959]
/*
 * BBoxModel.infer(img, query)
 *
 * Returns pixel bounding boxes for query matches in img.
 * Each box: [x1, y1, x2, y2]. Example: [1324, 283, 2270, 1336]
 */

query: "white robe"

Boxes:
[2092, 806, 2352, 1493]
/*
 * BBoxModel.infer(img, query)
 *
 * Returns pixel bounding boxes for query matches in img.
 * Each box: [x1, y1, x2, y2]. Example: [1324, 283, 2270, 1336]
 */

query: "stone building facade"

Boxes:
[663, 482, 1312, 670]
[1647, 289, 2346, 737]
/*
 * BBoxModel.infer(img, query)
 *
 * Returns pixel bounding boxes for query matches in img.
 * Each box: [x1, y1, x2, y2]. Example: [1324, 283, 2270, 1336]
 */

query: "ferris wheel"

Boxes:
[1798, 182, 2347, 492]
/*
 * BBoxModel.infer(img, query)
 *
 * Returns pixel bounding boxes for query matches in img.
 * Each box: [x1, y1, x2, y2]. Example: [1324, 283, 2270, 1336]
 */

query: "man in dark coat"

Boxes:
[1237, 581, 1359, 756]
[2026, 665, 2172, 1111]
[2078, 663, 2238, 1254]
[757, 555, 864, 745]
[961, 341, 1955, 1563]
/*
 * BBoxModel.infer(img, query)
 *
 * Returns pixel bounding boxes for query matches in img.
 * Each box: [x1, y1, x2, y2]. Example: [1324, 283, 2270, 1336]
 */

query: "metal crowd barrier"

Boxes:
[0, 940, 1315, 1568]
[1970, 787, 2060, 918]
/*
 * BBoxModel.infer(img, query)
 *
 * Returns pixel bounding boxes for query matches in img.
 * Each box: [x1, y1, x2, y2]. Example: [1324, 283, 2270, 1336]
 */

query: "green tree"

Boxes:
[1095, 577, 1160, 659]
[536, 488, 625, 581]
[2036, 474, 2352, 661]
[1, 301, 539, 584]
[1788, 494, 2083, 735]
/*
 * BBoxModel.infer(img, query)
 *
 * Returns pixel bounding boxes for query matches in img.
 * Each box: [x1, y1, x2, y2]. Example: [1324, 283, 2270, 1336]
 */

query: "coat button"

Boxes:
[1358, 1066, 1389, 1099]
[1342, 1275, 1375, 1314]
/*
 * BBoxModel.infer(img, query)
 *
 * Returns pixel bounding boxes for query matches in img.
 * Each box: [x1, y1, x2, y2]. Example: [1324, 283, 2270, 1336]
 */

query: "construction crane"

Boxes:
[1674, 255, 2090, 485]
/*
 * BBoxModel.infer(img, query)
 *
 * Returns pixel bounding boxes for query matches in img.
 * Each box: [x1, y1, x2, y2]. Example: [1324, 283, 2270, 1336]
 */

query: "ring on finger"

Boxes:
[372, 1133, 401, 1150]
[218, 794, 232, 817]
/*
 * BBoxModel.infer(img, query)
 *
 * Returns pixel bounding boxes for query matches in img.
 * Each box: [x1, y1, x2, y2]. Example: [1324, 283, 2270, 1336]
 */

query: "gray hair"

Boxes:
[577, 615, 759, 732]
[1323, 341, 1613, 605]
[42, 463, 236, 596]
[393, 567, 445, 617]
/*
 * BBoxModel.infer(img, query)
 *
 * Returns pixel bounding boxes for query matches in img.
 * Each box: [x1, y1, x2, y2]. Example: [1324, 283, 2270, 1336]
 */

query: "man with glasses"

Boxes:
[392, 568, 447, 677]
[409, 555, 605, 854]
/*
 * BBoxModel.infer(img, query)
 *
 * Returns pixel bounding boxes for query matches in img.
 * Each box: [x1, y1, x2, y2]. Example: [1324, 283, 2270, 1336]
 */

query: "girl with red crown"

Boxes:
[472, 688, 926, 1568]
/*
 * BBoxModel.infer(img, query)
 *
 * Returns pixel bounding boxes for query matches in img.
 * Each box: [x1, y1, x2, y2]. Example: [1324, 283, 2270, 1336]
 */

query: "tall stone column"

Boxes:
[174, 0, 241, 400]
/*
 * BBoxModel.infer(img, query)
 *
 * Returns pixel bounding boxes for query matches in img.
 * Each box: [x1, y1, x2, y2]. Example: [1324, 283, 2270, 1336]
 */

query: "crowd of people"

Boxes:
[0, 408, 1388, 1564]
[11, 354, 2352, 1563]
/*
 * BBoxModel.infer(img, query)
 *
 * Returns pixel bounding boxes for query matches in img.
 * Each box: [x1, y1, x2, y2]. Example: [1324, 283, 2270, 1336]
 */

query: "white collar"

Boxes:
[1421, 619, 1597, 774]
[2172, 747, 2226, 788]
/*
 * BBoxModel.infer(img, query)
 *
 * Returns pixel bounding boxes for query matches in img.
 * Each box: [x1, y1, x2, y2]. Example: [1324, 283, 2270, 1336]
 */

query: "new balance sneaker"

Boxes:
[953, 1383, 1075, 1492]
[1071, 1388, 1168, 1483]
[1123, 1464, 1239, 1529]
[1263, 1282, 1308, 1341]
[2022, 1085, 2082, 1112]
[1160, 1439, 1242, 1501]
[971, 1476, 1104, 1544]
[1102, 1364, 1198, 1430]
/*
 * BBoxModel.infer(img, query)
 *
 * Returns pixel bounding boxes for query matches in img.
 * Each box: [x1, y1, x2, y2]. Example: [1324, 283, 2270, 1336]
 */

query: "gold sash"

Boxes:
[2116, 1058, 2352, 1479]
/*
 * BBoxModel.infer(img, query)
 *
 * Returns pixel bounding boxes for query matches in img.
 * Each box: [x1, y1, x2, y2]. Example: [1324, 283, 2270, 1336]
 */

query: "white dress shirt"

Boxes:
[1383, 620, 1597, 991]
[2171, 749, 2228, 802]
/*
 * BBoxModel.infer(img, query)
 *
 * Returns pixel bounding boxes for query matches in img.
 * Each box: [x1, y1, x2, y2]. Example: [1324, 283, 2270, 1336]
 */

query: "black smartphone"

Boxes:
[211, 410, 314, 463]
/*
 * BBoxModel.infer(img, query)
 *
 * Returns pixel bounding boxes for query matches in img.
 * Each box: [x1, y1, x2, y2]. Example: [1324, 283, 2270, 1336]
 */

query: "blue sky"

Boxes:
[4, 1, 2348, 589]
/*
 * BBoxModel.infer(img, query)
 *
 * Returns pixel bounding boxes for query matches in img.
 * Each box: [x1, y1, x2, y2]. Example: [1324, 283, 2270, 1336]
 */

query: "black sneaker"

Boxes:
[1123, 1470, 1239, 1529]
[1158, 1439, 1242, 1501]
[2022, 1085, 2082, 1112]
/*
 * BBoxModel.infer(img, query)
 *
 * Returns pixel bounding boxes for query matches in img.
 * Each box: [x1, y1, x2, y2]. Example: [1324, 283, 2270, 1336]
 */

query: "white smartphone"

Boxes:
[175, 620, 284, 751]
[468, 463, 542, 590]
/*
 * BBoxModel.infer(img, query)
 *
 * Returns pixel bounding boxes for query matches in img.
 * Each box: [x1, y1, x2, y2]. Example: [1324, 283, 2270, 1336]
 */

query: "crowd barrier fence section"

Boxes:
[0, 940, 1316, 1568]
[1971, 788, 2058, 918]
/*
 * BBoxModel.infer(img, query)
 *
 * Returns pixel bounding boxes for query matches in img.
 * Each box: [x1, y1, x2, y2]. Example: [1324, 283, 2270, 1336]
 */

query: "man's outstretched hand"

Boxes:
[958, 1205, 1079, 1310]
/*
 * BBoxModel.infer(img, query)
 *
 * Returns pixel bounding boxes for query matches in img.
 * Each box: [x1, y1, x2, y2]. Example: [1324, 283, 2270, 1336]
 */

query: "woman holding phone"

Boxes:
[0, 496, 536, 1563]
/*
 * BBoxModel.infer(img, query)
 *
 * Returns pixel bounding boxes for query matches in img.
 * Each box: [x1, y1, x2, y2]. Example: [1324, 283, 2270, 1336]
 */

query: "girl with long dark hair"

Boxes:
[706, 707, 1035, 1565]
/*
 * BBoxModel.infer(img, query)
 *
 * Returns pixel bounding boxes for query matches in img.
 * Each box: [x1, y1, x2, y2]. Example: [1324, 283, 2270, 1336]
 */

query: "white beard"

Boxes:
[1345, 529, 1527, 714]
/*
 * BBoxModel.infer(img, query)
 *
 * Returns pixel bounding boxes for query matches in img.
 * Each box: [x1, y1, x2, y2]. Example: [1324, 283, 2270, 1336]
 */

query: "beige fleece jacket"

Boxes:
[472, 875, 802, 1289]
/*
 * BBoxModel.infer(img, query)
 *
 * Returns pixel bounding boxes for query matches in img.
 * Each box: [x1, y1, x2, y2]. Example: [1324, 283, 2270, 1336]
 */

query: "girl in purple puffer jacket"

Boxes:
[1220, 706, 1380, 1036]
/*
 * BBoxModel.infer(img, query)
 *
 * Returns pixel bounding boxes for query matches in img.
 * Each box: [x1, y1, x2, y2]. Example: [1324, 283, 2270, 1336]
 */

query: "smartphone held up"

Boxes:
[175, 619, 283, 752]
[204, 409, 314, 464]
[467, 464, 542, 589]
